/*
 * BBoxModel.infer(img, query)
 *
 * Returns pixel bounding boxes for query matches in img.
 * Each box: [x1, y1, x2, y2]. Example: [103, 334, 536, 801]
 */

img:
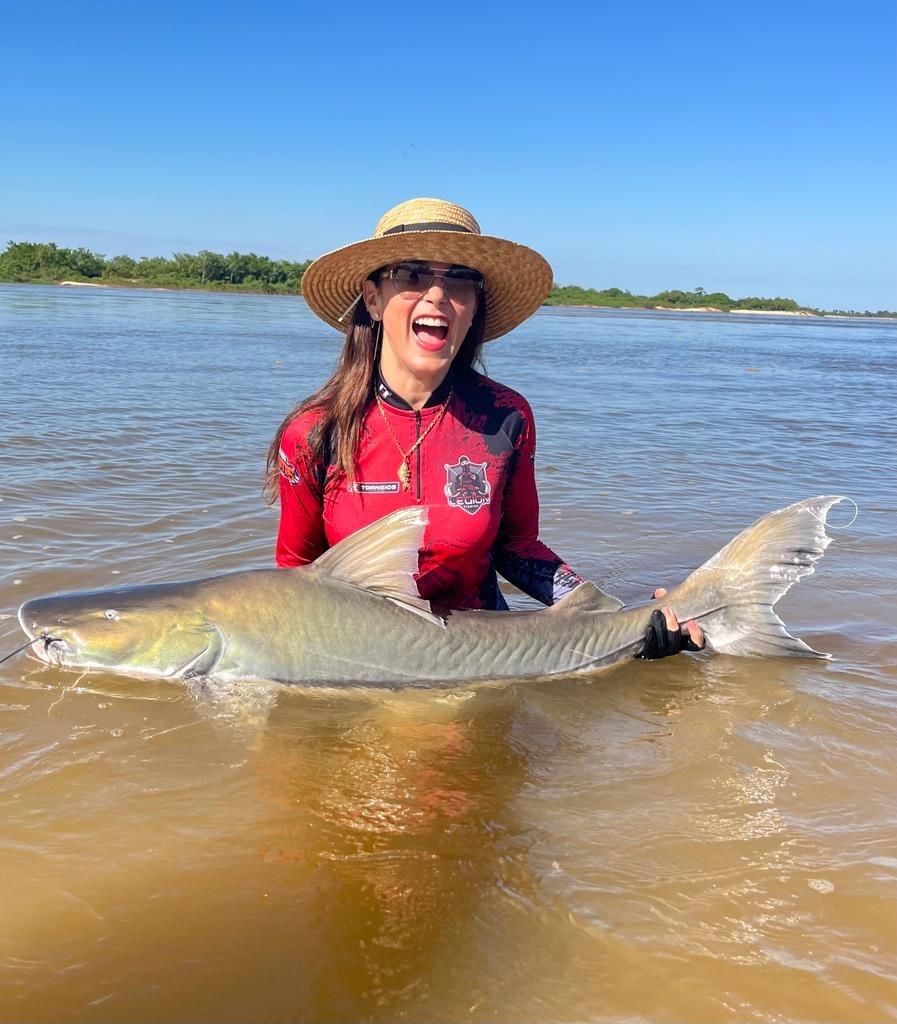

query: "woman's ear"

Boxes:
[460, 295, 479, 334]
[362, 278, 381, 321]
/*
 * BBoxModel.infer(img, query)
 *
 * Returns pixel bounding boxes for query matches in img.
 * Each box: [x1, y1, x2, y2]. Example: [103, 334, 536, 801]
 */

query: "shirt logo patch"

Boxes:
[444, 456, 491, 515]
[349, 482, 400, 494]
[277, 448, 301, 486]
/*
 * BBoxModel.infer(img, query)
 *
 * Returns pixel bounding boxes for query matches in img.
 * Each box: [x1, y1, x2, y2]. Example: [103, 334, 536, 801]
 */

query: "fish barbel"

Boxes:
[17, 497, 845, 689]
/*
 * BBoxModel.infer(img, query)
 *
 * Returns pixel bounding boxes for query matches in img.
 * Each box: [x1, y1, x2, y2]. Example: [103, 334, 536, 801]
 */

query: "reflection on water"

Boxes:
[250, 689, 539, 1019]
[1, 286, 895, 1022]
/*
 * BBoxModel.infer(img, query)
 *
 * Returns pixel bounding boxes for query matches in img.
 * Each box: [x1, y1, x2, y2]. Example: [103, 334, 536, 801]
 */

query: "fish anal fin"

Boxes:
[553, 581, 624, 613]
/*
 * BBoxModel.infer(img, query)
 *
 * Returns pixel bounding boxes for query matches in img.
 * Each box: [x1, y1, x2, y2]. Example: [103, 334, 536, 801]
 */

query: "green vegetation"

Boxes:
[547, 284, 744, 309]
[545, 284, 896, 317]
[1, 241, 894, 317]
[0, 241, 311, 294]
[547, 284, 804, 313]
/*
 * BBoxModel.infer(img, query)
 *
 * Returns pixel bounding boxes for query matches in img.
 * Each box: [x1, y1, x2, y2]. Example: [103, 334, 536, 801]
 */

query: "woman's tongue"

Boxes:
[413, 318, 449, 347]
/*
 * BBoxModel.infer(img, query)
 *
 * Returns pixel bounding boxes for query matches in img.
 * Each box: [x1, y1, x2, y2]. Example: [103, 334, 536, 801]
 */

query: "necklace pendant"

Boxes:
[397, 461, 411, 490]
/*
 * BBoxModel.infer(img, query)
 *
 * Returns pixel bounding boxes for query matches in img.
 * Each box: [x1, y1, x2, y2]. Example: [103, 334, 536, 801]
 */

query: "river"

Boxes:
[1, 284, 895, 1023]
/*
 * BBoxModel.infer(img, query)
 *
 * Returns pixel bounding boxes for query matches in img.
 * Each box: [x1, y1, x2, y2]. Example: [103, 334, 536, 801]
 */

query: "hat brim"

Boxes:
[300, 230, 553, 342]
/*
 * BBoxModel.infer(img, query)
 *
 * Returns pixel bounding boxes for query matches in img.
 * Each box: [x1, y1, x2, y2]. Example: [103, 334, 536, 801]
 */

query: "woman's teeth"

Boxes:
[412, 317, 449, 342]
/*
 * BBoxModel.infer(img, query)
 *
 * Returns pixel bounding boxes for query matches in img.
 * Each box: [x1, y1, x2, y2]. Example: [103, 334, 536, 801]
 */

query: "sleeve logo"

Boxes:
[277, 448, 301, 486]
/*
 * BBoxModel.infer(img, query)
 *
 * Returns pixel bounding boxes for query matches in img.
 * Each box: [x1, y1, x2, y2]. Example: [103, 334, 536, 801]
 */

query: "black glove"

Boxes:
[638, 609, 704, 660]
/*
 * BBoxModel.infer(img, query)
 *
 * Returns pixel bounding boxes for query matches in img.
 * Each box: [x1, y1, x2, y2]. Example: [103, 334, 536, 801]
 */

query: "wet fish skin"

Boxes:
[17, 497, 846, 689]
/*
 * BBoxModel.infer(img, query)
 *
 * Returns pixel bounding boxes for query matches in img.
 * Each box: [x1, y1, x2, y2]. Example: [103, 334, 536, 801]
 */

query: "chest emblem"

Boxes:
[444, 456, 491, 515]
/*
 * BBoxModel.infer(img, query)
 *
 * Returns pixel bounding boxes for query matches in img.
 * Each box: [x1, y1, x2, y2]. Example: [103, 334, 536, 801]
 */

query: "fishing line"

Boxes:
[0, 634, 48, 666]
[808, 496, 858, 530]
[831, 496, 858, 529]
[47, 668, 89, 714]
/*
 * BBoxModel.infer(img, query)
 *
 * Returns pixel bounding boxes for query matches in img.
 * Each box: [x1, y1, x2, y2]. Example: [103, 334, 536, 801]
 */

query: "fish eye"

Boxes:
[104, 609, 120, 621]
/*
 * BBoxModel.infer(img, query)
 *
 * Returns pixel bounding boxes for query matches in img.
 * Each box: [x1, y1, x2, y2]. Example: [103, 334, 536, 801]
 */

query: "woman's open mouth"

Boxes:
[412, 316, 450, 350]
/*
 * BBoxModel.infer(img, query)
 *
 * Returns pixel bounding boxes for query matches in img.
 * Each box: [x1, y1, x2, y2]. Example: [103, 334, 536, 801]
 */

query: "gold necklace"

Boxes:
[374, 386, 454, 491]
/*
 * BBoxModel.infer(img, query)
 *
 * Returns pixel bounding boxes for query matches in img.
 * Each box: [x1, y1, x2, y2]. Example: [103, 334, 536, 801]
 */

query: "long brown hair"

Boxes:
[265, 280, 487, 501]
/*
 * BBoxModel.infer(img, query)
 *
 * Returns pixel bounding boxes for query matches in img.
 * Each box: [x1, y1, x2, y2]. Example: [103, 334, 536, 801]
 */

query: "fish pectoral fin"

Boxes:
[553, 582, 624, 613]
[182, 626, 225, 678]
[310, 508, 435, 612]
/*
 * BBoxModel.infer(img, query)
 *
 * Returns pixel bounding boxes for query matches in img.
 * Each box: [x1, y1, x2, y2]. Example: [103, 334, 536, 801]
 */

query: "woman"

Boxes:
[267, 198, 701, 656]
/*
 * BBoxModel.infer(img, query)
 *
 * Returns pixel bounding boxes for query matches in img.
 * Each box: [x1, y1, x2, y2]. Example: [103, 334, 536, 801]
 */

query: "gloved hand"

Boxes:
[638, 599, 706, 661]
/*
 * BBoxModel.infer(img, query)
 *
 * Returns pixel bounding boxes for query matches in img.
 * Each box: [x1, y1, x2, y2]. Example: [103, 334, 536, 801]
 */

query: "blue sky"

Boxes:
[3, 0, 895, 311]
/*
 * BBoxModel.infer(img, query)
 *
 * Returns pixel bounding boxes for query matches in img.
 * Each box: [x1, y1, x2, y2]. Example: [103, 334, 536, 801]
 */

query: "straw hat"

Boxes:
[300, 197, 553, 342]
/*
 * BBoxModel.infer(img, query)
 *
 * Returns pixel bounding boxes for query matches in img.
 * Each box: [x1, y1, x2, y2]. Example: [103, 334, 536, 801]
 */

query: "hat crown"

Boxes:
[373, 198, 481, 239]
[301, 196, 552, 342]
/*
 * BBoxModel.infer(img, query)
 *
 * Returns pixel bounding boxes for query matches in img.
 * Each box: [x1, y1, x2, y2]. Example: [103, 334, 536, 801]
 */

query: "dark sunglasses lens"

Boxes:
[390, 264, 482, 299]
[443, 270, 482, 300]
[446, 268, 482, 283]
[392, 265, 430, 294]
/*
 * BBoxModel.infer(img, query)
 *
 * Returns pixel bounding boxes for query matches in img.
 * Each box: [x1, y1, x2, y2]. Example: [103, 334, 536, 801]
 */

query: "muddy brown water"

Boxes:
[1, 285, 895, 1023]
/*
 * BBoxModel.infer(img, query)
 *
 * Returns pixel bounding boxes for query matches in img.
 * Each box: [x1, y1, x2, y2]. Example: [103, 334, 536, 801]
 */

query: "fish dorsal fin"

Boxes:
[553, 581, 624, 613]
[309, 507, 443, 626]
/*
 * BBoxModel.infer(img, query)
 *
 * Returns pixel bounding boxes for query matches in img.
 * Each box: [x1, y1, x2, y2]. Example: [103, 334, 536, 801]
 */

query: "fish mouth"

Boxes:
[39, 635, 73, 666]
[17, 605, 75, 666]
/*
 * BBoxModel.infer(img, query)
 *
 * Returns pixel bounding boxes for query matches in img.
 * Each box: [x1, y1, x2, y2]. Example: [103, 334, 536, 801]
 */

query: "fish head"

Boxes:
[17, 583, 223, 678]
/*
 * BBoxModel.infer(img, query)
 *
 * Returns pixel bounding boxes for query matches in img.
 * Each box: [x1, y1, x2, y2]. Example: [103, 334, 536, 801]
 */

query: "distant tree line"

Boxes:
[545, 283, 896, 317]
[0, 241, 312, 294]
[546, 284, 806, 312]
[1, 241, 894, 316]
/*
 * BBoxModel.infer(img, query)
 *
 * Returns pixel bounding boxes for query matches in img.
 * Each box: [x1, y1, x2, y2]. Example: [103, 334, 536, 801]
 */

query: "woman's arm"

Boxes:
[492, 404, 704, 656]
[492, 403, 584, 605]
[274, 424, 329, 567]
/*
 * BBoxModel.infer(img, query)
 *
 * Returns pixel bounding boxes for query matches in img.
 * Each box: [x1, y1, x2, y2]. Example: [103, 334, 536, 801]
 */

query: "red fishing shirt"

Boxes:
[275, 368, 582, 610]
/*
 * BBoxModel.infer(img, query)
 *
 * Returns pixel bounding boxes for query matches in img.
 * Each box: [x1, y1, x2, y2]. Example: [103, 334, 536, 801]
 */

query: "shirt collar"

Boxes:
[375, 366, 455, 411]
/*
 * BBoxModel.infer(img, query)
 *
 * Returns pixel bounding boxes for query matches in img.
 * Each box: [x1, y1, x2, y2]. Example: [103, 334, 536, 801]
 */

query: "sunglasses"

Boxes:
[381, 262, 484, 302]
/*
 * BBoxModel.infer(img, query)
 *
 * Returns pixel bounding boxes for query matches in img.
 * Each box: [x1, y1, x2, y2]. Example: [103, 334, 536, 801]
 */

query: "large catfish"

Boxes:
[17, 497, 845, 689]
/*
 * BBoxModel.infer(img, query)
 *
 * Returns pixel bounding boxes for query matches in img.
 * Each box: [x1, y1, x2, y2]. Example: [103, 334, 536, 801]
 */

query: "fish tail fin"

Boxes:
[667, 496, 847, 659]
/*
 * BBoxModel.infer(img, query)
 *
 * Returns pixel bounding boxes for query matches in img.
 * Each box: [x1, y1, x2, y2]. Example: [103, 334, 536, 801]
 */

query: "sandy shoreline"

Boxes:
[653, 305, 818, 317]
[58, 280, 176, 292]
[554, 304, 896, 320]
[558, 303, 821, 317]
[730, 308, 818, 316]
